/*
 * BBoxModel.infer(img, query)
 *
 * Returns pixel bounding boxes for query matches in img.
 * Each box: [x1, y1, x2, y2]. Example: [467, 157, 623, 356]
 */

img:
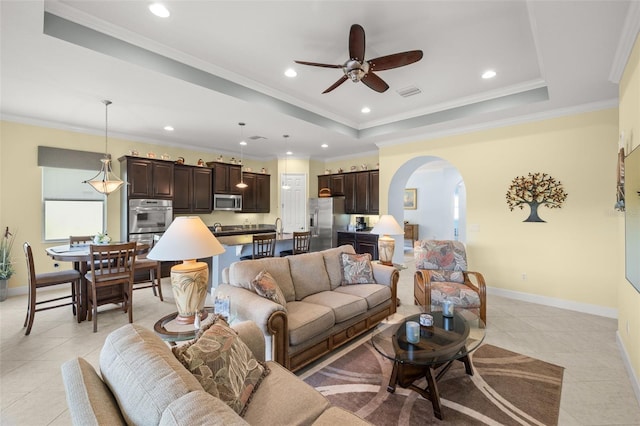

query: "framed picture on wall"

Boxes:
[404, 188, 417, 210]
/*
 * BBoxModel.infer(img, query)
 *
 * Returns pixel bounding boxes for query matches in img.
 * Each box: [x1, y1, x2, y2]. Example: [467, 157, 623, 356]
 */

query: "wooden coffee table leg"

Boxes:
[460, 353, 474, 375]
[387, 360, 399, 393]
[424, 367, 443, 420]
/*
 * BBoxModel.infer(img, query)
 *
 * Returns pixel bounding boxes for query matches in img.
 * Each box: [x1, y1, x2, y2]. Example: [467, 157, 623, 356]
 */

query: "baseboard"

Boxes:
[487, 286, 618, 319]
[617, 331, 640, 406]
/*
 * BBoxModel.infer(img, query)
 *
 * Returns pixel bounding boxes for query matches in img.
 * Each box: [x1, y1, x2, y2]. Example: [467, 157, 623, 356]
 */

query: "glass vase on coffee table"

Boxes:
[371, 305, 485, 420]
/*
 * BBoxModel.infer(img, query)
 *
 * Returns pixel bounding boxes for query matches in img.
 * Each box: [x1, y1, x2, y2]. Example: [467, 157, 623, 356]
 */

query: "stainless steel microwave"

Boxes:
[213, 193, 242, 211]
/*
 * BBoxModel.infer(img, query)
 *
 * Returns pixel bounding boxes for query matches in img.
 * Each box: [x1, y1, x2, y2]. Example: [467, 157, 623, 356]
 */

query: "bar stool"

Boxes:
[279, 231, 311, 256]
[240, 233, 277, 260]
[23, 242, 81, 335]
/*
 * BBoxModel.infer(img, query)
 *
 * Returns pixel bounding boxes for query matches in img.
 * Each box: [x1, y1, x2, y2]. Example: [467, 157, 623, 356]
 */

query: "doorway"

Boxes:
[281, 173, 307, 233]
[388, 156, 466, 265]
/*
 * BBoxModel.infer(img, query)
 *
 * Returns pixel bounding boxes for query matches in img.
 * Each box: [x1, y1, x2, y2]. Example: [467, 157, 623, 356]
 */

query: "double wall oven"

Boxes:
[127, 199, 173, 245]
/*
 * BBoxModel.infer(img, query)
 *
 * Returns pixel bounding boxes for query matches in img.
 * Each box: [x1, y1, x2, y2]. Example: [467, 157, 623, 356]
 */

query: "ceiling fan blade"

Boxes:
[361, 72, 389, 93]
[295, 60, 342, 69]
[322, 75, 349, 93]
[368, 50, 424, 71]
[349, 24, 365, 61]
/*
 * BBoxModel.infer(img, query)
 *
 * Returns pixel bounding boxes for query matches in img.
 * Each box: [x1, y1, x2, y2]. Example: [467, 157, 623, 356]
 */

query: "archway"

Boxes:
[388, 156, 466, 265]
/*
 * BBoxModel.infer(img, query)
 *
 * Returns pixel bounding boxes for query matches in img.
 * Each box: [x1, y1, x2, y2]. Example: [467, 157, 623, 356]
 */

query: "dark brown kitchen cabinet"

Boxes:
[344, 173, 356, 213]
[120, 156, 174, 199]
[368, 170, 379, 214]
[318, 170, 378, 214]
[337, 231, 378, 260]
[173, 164, 212, 213]
[208, 162, 242, 195]
[318, 175, 330, 195]
[239, 172, 270, 213]
[330, 174, 345, 196]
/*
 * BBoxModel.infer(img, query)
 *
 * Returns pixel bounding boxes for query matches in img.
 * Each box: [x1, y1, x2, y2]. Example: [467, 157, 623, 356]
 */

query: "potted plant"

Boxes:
[0, 226, 16, 301]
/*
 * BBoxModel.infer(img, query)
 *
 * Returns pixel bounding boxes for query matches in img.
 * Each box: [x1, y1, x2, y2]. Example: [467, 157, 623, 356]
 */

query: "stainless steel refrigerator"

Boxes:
[309, 197, 350, 251]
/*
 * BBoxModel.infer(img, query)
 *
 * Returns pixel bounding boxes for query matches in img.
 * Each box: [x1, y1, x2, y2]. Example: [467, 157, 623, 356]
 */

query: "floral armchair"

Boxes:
[414, 240, 487, 324]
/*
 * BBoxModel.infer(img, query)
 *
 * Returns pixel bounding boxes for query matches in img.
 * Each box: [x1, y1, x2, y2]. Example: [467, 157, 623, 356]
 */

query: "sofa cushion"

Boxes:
[340, 252, 375, 285]
[61, 357, 125, 426]
[229, 257, 296, 302]
[100, 324, 204, 426]
[286, 301, 335, 346]
[159, 391, 249, 426]
[303, 291, 367, 323]
[172, 322, 269, 416]
[288, 251, 332, 300]
[322, 245, 356, 290]
[252, 269, 287, 307]
[243, 361, 331, 425]
[334, 284, 392, 310]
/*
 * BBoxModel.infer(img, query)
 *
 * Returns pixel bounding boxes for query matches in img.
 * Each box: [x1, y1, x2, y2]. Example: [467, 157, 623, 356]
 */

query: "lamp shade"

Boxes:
[148, 216, 225, 261]
[371, 215, 404, 236]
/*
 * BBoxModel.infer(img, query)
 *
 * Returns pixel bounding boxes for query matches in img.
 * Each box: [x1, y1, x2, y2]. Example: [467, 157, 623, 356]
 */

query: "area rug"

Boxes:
[303, 342, 564, 425]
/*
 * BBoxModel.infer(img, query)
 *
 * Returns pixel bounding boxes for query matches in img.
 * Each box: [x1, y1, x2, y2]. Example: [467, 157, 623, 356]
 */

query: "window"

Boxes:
[42, 167, 106, 241]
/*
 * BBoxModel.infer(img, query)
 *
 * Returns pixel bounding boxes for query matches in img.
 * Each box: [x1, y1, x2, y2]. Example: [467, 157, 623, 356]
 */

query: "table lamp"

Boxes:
[371, 215, 404, 266]
[148, 216, 225, 324]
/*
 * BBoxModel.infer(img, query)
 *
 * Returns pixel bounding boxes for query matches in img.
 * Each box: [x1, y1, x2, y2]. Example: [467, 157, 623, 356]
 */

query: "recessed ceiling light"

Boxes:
[361, 106, 371, 114]
[482, 70, 497, 79]
[284, 68, 297, 78]
[321, 143, 328, 148]
[149, 3, 170, 18]
[286, 151, 293, 156]
[163, 125, 174, 131]
[239, 141, 247, 146]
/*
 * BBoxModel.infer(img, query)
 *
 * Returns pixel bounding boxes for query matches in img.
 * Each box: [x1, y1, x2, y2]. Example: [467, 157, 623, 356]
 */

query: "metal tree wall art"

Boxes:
[506, 172, 567, 222]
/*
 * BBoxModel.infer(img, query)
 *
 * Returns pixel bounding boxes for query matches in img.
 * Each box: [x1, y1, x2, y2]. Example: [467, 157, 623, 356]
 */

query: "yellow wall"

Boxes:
[380, 109, 620, 310]
[618, 33, 640, 386]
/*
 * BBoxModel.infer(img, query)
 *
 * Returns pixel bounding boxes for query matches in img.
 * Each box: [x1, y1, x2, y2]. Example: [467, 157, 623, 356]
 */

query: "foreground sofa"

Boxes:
[218, 245, 399, 371]
[61, 321, 370, 425]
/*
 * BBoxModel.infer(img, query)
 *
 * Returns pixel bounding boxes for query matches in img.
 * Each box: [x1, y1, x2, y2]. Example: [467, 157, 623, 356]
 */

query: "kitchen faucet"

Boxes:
[275, 217, 283, 235]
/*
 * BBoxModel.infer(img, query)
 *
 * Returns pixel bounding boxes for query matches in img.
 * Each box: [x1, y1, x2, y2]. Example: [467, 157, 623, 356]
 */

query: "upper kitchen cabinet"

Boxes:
[120, 156, 174, 199]
[174, 164, 212, 213]
[321, 170, 378, 214]
[240, 172, 270, 213]
[208, 162, 242, 195]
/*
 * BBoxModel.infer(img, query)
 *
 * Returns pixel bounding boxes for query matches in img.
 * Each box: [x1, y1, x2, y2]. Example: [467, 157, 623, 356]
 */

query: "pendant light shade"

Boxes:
[236, 122, 248, 189]
[84, 100, 124, 195]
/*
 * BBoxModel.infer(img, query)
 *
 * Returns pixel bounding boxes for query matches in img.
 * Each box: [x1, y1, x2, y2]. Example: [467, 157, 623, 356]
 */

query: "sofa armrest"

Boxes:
[61, 357, 125, 426]
[232, 320, 266, 363]
[372, 263, 399, 313]
[218, 283, 289, 367]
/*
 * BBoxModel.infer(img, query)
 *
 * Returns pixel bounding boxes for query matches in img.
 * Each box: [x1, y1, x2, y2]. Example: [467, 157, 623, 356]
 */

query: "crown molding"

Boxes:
[609, 0, 640, 83]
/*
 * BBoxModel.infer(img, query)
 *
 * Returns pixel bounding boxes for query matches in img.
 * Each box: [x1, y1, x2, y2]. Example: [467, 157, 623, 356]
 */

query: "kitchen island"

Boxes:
[209, 225, 295, 289]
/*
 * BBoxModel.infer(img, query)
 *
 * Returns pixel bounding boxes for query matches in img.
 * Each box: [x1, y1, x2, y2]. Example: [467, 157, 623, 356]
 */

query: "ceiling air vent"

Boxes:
[248, 135, 267, 140]
[396, 85, 422, 98]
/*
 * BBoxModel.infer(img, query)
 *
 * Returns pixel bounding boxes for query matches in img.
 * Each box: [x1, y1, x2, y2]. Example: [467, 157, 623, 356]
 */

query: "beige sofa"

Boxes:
[61, 321, 370, 425]
[218, 245, 399, 372]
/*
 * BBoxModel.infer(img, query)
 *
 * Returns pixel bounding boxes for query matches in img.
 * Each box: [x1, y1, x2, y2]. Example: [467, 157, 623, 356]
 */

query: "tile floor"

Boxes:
[1, 256, 639, 425]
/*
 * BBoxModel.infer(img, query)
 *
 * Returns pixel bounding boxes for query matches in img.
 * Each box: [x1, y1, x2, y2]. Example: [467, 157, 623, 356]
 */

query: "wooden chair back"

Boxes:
[252, 233, 276, 259]
[69, 235, 93, 248]
[292, 231, 311, 254]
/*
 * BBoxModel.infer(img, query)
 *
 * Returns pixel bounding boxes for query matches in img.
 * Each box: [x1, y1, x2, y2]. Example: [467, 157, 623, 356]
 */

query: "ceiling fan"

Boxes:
[295, 24, 423, 94]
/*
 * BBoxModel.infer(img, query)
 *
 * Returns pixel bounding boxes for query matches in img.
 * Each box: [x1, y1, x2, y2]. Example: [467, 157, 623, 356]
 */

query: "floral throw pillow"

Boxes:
[172, 322, 269, 416]
[340, 252, 376, 285]
[252, 269, 287, 307]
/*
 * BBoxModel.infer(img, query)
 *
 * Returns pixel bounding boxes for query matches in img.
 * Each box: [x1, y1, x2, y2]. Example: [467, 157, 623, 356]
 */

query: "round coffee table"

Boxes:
[154, 307, 216, 344]
[371, 306, 485, 420]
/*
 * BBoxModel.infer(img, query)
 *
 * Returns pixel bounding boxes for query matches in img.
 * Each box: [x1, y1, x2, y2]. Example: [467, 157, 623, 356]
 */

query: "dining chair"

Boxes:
[23, 242, 81, 335]
[279, 231, 311, 257]
[132, 236, 163, 301]
[69, 235, 93, 249]
[85, 242, 137, 332]
[240, 233, 277, 260]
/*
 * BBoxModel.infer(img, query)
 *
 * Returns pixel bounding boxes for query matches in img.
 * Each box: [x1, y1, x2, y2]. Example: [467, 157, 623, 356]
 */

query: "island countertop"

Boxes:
[215, 232, 293, 246]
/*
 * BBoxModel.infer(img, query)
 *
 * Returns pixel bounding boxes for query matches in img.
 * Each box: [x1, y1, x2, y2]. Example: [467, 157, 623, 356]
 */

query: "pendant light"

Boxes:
[236, 122, 248, 189]
[282, 134, 291, 190]
[84, 100, 124, 195]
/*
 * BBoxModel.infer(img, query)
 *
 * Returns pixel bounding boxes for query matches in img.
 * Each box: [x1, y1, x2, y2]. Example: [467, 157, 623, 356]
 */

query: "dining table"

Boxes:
[46, 242, 149, 322]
